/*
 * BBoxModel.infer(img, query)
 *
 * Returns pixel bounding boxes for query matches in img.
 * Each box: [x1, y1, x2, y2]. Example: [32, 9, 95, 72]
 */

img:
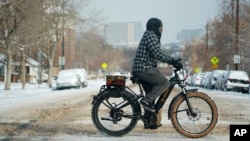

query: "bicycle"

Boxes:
[91, 61, 218, 138]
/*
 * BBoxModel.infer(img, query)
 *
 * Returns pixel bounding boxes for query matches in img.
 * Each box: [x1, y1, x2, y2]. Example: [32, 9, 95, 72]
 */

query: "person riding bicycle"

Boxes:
[132, 18, 182, 113]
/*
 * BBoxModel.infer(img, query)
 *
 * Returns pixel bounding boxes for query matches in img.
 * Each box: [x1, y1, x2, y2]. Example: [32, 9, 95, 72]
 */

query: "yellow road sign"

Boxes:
[210, 56, 219, 65]
[195, 67, 201, 73]
[212, 64, 218, 69]
[101, 62, 108, 69]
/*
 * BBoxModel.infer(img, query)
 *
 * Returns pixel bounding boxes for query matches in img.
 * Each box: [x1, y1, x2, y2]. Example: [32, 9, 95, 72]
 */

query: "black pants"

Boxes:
[133, 70, 170, 103]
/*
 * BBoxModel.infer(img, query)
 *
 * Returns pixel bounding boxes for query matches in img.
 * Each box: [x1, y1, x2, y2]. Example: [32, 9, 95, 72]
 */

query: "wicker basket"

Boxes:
[106, 75, 126, 87]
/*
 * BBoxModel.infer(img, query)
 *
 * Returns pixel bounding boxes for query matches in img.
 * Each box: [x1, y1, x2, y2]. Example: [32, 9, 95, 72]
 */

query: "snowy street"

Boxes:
[0, 79, 250, 141]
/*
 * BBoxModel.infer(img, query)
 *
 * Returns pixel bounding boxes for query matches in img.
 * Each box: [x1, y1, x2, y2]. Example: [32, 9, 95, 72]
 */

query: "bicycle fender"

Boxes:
[168, 89, 198, 119]
[92, 90, 110, 105]
[92, 89, 141, 115]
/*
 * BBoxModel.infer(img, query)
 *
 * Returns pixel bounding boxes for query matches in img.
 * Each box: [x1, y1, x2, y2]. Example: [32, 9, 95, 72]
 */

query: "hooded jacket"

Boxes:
[146, 18, 163, 39]
[132, 18, 173, 72]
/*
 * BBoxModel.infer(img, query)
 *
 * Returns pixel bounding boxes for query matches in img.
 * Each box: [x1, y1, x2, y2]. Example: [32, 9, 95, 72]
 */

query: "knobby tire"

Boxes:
[91, 90, 140, 136]
[171, 92, 218, 138]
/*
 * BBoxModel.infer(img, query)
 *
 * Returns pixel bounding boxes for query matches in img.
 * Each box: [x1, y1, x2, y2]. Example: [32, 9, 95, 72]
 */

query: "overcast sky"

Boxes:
[92, 0, 220, 44]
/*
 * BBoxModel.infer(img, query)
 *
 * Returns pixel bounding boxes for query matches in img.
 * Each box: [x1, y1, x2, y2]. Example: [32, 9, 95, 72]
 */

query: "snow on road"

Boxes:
[0, 79, 104, 106]
[0, 80, 250, 141]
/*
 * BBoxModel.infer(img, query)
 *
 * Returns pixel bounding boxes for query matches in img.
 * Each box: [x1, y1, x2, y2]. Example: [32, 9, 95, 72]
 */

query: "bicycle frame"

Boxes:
[94, 69, 198, 120]
[134, 69, 198, 118]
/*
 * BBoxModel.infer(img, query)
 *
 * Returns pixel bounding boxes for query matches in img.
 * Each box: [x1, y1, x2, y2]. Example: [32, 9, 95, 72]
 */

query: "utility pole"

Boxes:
[205, 22, 209, 71]
[235, 0, 240, 70]
[61, 0, 65, 70]
[191, 38, 196, 74]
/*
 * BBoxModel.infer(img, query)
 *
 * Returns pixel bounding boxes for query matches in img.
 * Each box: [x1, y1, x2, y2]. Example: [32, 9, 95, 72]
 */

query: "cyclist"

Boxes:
[132, 18, 181, 113]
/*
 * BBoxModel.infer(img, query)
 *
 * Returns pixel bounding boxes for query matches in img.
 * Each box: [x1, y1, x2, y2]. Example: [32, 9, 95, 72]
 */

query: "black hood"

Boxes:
[146, 18, 163, 39]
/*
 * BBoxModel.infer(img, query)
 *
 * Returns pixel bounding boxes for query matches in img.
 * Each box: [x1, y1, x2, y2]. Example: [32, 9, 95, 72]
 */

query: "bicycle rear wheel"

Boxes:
[171, 92, 218, 138]
[91, 90, 141, 136]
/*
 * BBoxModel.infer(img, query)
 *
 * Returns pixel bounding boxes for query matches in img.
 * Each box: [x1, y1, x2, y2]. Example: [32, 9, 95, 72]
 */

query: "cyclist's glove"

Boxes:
[171, 58, 183, 70]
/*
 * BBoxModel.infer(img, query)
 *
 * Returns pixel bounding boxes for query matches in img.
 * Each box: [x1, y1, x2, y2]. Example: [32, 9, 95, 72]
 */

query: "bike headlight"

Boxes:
[177, 69, 188, 81]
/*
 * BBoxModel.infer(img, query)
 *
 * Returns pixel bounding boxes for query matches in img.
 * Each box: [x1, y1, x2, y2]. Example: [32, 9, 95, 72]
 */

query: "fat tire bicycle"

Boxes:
[91, 62, 218, 138]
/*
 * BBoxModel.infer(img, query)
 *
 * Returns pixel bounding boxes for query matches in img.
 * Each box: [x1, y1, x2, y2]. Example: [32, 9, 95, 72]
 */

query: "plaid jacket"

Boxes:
[132, 30, 173, 72]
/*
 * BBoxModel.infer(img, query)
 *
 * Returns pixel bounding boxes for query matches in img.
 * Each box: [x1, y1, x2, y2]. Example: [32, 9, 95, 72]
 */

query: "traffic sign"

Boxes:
[234, 55, 240, 64]
[101, 62, 108, 69]
[210, 56, 219, 65]
[212, 64, 218, 69]
[195, 67, 201, 73]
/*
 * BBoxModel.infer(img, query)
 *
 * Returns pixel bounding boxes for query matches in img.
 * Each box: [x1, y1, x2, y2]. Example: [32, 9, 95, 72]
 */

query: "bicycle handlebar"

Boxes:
[172, 58, 183, 71]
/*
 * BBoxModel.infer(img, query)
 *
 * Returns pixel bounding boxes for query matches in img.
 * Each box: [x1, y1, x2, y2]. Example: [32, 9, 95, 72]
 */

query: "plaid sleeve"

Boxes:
[146, 34, 173, 64]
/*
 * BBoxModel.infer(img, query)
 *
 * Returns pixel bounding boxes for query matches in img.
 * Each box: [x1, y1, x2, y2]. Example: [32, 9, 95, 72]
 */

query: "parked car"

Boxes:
[56, 69, 81, 90]
[191, 72, 204, 87]
[201, 72, 211, 88]
[51, 75, 58, 90]
[69, 68, 88, 87]
[207, 70, 227, 89]
[214, 72, 227, 90]
[222, 70, 250, 93]
[113, 71, 130, 77]
[249, 85, 250, 94]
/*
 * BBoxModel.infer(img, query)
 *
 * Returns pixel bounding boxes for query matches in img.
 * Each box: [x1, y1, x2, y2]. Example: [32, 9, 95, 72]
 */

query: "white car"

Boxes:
[56, 69, 81, 90]
[223, 70, 250, 93]
[69, 68, 88, 87]
[201, 72, 211, 88]
[112, 71, 130, 77]
[191, 73, 204, 86]
[207, 70, 227, 89]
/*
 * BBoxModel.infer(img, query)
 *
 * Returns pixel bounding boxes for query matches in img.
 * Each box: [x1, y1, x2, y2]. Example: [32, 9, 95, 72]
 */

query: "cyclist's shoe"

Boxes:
[144, 123, 162, 130]
[140, 98, 155, 113]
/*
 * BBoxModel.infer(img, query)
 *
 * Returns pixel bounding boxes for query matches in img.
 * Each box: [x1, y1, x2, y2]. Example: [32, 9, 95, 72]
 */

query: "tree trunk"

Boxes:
[21, 53, 26, 90]
[4, 49, 12, 90]
[47, 59, 53, 88]
[47, 41, 56, 88]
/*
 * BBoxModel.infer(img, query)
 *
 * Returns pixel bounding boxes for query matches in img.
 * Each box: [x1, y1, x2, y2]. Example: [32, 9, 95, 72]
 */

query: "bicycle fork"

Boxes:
[156, 84, 199, 119]
[181, 88, 197, 117]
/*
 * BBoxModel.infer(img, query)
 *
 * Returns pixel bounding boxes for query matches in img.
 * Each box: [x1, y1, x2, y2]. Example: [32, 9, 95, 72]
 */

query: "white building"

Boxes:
[0, 53, 47, 83]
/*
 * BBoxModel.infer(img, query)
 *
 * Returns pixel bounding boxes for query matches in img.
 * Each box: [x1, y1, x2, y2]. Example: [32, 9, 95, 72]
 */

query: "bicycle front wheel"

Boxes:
[171, 92, 218, 138]
[91, 90, 141, 136]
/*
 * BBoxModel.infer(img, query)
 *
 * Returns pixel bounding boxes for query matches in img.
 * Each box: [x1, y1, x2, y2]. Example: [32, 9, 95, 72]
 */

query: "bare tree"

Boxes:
[41, 0, 102, 87]
[207, 0, 250, 72]
[182, 0, 250, 73]
[0, 0, 41, 90]
[75, 28, 130, 75]
[0, 0, 102, 89]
